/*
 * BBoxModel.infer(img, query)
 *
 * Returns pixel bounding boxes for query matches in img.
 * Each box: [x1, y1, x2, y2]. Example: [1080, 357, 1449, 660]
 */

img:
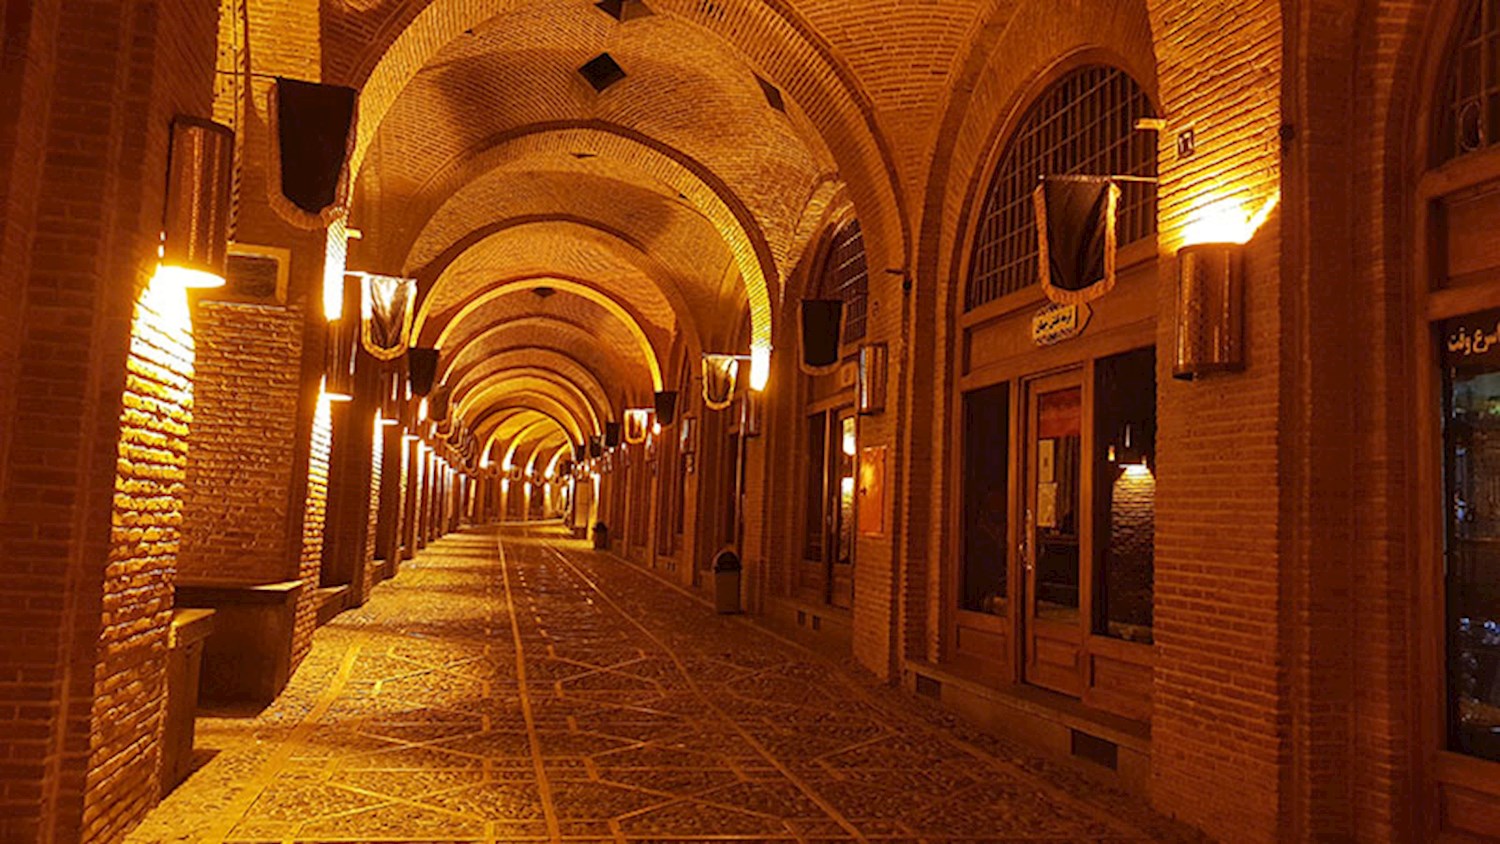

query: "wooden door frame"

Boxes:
[1018, 367, 1091, 697]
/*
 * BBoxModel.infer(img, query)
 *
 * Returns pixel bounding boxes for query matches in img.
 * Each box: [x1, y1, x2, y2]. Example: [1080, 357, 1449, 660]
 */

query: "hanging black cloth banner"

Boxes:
[800, 299, 843, 375]
[269, 78, 357, 228]
[1034, 177, 1119, 305]
[701, 355, 739, 411]
[588, 437, 604, 458]
[653, 391, 678, 427]
[407, 347, 439, 396]
[428, 384, 452, 423]
[604, 421, 622, 448]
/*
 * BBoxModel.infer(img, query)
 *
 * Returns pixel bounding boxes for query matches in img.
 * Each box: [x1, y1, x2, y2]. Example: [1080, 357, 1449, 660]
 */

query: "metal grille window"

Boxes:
[967, 66, 1157, 311]
[825, 219, 870, 342]
[1439, 0, 1500, 163]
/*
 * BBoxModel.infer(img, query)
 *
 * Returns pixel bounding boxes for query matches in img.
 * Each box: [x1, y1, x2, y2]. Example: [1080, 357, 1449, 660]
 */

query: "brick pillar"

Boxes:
[321, 353, 380, 605]
[1145, 2, 1288, 839]
[0, 1, 216, 840]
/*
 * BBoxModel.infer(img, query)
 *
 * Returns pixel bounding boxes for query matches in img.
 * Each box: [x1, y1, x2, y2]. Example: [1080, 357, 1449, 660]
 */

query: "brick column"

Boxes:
[0, 1, 216, 840]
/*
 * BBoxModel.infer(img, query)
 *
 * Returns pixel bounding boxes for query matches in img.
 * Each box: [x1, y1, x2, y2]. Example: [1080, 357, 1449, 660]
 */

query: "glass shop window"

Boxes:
[1442, 309, 1500, 763]
[835, 414, 857, 566]
[962, 382, 1010, 614]
[1094, 347, 1156, 643]
[804, 411, 827, 560]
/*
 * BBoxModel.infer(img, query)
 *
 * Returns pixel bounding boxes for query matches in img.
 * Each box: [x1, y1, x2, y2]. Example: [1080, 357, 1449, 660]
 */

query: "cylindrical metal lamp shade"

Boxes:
[162, 117, 234, 287]
[378, 365, 405, 425]
[1173, 243, 1244, 380]
[324, 319, 357, 400]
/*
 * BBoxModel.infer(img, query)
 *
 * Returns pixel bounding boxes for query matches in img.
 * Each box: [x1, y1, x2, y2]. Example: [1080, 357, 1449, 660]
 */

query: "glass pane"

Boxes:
[1443, 309, 1500, 763]
[1094, 348, 1156, 643]
[1035, 387, 1081, 622]
[836, 415, 857, 566]
[804, 412, 827, 560]
[962, 383, 1009, 614]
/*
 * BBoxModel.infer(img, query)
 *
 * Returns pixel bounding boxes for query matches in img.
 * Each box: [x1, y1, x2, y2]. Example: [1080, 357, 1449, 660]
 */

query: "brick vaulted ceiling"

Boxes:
[334, 0, 1005, 458]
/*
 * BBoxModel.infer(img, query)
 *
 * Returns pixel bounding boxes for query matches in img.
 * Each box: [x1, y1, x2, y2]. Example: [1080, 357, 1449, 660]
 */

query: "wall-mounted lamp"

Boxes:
[156, 117, 234, 289]
[1173, 193, 1278, 380]
[749, 346, 772, 392]
[1173, 242, 1243, 380]
[857, 343, 888, 415]
[378, 364, 405, 425]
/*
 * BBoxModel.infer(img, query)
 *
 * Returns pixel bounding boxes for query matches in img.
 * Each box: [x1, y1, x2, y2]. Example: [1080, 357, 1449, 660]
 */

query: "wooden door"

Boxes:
[1022, 371, 1087, 697]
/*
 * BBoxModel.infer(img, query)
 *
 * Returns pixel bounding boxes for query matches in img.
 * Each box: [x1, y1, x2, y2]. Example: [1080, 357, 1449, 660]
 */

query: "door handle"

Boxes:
[1022, 508, 1035, 573]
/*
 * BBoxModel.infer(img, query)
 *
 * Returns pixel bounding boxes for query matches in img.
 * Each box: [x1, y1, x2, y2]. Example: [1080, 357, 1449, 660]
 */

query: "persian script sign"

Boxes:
[1031, 302, 1092, 347]
[1442, 307, 1500, 369]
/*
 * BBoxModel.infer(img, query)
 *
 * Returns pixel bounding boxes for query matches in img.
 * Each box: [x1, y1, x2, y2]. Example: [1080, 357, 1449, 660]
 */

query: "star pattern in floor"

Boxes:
[128, 524, 1198, 843]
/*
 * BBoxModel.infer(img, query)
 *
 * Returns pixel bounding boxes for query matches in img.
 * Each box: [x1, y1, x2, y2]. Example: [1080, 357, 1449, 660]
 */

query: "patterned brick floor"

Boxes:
[129, 524, 1198, 843]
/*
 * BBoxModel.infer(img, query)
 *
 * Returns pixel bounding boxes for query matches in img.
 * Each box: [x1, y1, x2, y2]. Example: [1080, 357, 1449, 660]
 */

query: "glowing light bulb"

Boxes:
[152, 263, 226, 290]
[1181, 191, 1280, 247]
[749, 346, 771, 392]
[323, 217, 347, 320]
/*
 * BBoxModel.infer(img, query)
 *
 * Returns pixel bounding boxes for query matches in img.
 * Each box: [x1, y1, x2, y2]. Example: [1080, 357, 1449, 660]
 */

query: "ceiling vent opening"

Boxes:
[532, 286, 556, 299]
[571, 151, 597, 160]
[595, 0, 653, 21]
[756, 75, 785, 113]
[579, 53, 627, 93]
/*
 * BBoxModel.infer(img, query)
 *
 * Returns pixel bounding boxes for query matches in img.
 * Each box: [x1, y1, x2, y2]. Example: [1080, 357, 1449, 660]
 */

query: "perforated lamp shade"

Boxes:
[323, 276, 362, 400]
[1173, 243, 1244, 380]
[161, 117, 234, 288]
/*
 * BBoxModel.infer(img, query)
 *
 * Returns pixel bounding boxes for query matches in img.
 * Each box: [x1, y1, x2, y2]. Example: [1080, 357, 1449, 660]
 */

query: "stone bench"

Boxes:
[174, 579, 303, 708]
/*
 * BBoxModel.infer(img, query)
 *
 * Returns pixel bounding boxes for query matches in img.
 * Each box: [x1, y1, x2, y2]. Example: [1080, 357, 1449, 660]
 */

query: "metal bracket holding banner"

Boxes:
[1031, 302, 1092, 347]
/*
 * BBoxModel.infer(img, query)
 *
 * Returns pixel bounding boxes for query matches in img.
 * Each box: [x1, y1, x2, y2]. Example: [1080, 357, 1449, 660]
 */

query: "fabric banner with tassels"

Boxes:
[269, 79, 357, 229]
[623, 409, 651, 445]
[702, 354, 739, 411]
[800, 299, 844, 375]
[361, 274, 417, 361]
[1034, 177, 1119, 305]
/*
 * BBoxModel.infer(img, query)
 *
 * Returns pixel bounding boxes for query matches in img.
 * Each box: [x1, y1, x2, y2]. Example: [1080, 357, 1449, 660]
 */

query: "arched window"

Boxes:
[1438, 0, 1499, 163]
[822, 219, 869, 342]
[967, 65, 1157, 311]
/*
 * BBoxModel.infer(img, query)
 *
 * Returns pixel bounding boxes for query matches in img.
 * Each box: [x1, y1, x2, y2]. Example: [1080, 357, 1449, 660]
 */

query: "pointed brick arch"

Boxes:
[423, 275, 668, 390]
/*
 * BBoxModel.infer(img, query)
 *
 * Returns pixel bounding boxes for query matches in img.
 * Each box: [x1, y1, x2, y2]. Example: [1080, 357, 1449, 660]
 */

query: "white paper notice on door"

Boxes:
[1037, 482, 1058, 528]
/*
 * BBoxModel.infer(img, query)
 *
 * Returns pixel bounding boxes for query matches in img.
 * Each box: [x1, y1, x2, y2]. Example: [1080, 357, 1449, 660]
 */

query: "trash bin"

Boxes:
[592, 522, 609, 550]
[712, 549, 742, 614]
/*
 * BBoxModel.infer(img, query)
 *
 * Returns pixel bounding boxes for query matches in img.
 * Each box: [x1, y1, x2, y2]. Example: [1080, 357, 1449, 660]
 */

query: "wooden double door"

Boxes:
[800, 407, 856, 609]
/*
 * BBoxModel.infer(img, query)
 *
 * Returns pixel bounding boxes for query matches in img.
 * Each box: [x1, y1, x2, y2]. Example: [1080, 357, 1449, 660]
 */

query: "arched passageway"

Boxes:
[0, 0, 1484, 841]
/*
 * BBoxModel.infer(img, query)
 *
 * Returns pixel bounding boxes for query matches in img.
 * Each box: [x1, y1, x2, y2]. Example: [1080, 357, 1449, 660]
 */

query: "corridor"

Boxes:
[128, 525, 1190, 843]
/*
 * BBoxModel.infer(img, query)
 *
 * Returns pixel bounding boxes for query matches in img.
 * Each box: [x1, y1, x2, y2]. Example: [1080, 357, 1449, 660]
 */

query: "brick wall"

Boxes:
[179, 300, 305, 584]
[84, 280, 195, 843]
[1146, 2, 1286, 839]
[0, 0, 216, 839]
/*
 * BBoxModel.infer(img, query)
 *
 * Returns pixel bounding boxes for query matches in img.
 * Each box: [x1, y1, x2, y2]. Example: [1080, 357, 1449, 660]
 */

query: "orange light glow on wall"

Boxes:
[1181, 191, 1280, 247]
